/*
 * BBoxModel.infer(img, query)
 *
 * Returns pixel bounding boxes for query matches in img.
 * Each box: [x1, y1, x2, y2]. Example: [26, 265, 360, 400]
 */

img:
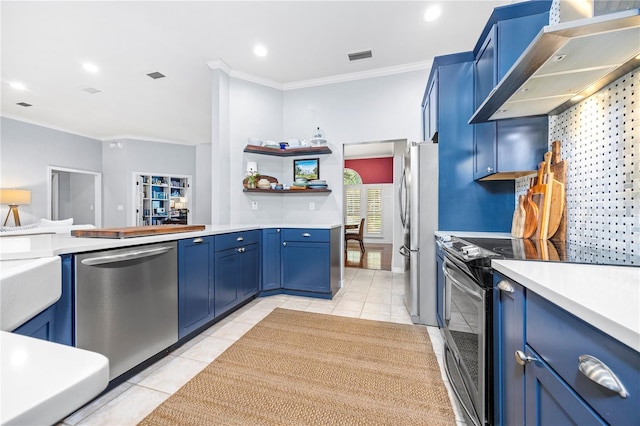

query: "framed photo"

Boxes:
[293, 158, 320, 180]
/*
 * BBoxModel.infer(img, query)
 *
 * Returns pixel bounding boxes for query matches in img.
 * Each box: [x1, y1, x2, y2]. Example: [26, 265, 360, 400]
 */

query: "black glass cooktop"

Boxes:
[460, 237, 639, 267]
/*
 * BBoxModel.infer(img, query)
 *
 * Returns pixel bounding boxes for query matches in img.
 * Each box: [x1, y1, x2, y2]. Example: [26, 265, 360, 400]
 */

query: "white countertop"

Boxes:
[0, 256, 62, 331]
[0, 223, 342, 261]
[435, 230, 512, 239]
[0, 330, 109, 425]
[493, 259, 640, 353]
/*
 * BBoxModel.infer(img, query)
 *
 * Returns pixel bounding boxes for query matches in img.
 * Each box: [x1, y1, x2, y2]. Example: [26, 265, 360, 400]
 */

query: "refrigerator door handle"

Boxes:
[399, 168, 407, 228]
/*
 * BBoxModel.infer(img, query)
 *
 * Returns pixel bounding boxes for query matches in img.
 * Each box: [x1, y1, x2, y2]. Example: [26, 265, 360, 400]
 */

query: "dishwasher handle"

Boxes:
[80, 246, 175, 266]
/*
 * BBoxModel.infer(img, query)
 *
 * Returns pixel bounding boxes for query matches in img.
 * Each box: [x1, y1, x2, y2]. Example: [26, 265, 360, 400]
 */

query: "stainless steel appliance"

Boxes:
[399, 140, 438, 325]
[438, 236, 501, 426]
[75, 242, 178, 381]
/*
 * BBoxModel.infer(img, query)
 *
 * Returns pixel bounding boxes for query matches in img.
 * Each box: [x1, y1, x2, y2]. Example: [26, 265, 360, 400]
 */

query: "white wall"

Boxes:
[0, 117, 102, 225]
[101, 138, 195, 227]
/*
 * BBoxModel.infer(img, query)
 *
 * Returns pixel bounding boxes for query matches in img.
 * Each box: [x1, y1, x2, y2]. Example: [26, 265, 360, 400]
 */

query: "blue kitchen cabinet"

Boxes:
[281, 228, 340, 299]
[13, 254, 74, 346]
[214, 230, 260, 317]
[472, 8, 550, 180]
[493, 271, 640, 425]
[421, 69, 438, 142]
[261, 228, 282, 292]
[524, 344, 606, 425]
[178, 236, 214, 339]
[493, 272, 526, 426]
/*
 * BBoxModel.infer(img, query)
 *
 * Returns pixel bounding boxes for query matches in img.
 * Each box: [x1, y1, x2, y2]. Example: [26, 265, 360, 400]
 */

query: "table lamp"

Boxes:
[0, 189, 31, 226]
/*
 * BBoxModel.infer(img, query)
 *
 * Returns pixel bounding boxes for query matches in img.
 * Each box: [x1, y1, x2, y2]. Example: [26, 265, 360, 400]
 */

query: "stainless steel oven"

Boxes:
[438, 236, 498, 426]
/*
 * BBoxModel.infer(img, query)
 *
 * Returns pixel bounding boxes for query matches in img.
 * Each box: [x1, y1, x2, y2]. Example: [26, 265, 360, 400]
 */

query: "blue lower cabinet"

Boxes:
[261, 228, 282, 291]
[214, 247, 240, 316]
[239, 243, 259, 299]
[525, 345, 606, 425]
[282, 241, 330, 294]
[13, 254, 74, 346]
[178, 236, 214, 339]
[493, 273, 526, 426]
[214, 231, 260, 317]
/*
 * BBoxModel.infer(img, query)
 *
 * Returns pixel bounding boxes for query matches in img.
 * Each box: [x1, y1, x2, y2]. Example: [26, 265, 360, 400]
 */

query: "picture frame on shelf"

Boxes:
[293, 158, 319, 180]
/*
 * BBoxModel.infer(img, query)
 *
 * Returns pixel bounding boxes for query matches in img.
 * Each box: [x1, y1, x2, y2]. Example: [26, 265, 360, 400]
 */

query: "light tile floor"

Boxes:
[60, 268, 467, 426]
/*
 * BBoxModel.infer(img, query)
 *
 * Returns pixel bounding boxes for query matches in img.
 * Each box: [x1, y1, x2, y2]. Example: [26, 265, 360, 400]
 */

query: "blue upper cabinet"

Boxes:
[421, 69, 439, 142]
[472, 3, 551, 180]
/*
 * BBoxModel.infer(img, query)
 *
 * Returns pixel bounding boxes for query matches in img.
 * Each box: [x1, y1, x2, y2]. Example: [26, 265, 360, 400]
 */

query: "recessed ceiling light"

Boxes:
[82, 86, 101, 94]
[16, 102, 32, 107]
[253, 44, 268, 57]
[423, 5, 442, 22]
[82, 63, 99, 73]
[146, 71, 166, 79]
[10, 82, 27, 91]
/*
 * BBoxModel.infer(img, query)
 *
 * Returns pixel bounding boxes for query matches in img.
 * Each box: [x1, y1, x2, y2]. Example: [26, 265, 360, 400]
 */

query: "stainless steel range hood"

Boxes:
[470, 8, 640, 124]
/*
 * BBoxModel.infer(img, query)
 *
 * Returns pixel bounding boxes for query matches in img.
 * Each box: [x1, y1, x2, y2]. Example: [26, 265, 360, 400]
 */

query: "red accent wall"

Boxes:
[344, 157, 393, 184]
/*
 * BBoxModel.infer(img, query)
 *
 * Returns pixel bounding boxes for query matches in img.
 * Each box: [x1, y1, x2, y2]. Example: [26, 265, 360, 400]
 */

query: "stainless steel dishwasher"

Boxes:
[75, 242, 178, 381]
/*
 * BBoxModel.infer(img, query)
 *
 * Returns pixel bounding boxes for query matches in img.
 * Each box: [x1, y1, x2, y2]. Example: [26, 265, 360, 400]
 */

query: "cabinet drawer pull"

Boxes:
[283, 242, 287, 247]
[497, 280, 514, 294]
[237, 247, 245, 253]
[514, 350, 536, 366]
[578, 355, 628, 398]
[302, 233, 311, 237]
[236, 237, 244, 242]
[193, 238, 204, 244]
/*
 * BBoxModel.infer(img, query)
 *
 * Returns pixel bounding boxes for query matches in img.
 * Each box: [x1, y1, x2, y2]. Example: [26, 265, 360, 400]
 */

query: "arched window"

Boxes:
[343, 168, 362, 185]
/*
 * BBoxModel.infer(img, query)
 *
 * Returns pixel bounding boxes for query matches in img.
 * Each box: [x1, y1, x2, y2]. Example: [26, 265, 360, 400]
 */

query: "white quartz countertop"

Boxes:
[493, 259, 640, 353]
[0, 223, 342, 260]
[0, 330, 109, 425]
[435, 230, 512, 239]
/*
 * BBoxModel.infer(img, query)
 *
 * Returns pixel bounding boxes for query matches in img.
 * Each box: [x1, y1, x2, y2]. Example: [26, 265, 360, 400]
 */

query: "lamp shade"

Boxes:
[246, 162, 258, 174]
[0, 189, 31, 205]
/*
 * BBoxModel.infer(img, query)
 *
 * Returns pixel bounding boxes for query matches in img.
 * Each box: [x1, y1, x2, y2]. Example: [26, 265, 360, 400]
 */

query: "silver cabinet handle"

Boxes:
[81, 246, 174, 266]
[515, 350, 536, 366]
[578, 355, 628, 398]
[193, 238, 203, 244]
[237, 247, 245, 253]
[487, 167, 494, 173]
[302, 233, 311, 237]
[282, 242, 287, 247]
[236, 236, 244, 241]
[497, 280, 515, 294]
[276, 229, 280, 232]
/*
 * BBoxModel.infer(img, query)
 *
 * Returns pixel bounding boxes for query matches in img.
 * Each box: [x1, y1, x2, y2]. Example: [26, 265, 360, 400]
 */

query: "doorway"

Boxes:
[343, 139, 407, 272]
[48, 166, 102, 227]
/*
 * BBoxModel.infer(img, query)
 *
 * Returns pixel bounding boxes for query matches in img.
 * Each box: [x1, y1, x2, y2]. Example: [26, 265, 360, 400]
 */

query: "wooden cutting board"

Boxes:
[548, 140, 568, 241]
[71, 225, 206, 239]
[511, 195, 526, 238]
[531, 160, 551, 240]
[523, 188, 538, 239]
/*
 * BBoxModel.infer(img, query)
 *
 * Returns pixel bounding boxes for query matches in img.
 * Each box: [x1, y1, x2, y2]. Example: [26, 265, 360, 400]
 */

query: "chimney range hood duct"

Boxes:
[470, 8, 640, 124]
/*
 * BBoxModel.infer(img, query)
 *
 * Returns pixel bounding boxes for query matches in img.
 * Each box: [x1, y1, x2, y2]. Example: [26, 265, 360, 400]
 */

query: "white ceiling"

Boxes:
[1, 1, 512, 146]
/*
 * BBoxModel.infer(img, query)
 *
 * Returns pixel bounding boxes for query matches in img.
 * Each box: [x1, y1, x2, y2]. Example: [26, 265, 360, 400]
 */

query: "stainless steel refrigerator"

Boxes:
[399, 140, 438, 326]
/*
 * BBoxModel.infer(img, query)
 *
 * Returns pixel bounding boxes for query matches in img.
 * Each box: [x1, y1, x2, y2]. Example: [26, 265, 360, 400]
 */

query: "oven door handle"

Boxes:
[442, 260, 452, 321]
[443, 259, 482, 302]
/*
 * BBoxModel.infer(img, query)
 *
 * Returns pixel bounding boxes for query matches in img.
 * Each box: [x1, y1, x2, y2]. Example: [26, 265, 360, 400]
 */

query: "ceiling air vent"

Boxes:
[146, 71, 166, 79]
[348, 50, 373, 61]
[82, 86, 101, 94]
[16, 102, 32, 107]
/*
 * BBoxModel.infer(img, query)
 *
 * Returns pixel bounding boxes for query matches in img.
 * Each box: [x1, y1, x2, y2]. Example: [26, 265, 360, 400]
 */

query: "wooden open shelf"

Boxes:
[243, 145, 332, 157]
[243, 188, 331, 194]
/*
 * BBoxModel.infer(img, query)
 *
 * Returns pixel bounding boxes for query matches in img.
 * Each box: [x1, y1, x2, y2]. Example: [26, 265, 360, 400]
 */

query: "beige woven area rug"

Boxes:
[139, 308, 455, 425]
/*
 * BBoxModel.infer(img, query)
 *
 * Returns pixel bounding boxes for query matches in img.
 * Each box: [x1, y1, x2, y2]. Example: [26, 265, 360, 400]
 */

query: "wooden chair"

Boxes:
[345, 218, 365, 253]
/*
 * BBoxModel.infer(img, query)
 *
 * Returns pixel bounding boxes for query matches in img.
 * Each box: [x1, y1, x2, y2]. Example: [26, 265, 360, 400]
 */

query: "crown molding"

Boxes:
[282, 61, 432, 90]
[102, 135, 200, 146]
[205, 59, 432, 91]
[1, 114, 101, 141]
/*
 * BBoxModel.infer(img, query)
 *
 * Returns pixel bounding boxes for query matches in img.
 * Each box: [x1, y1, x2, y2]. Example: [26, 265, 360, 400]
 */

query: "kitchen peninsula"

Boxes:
[1, 224, 341, 424]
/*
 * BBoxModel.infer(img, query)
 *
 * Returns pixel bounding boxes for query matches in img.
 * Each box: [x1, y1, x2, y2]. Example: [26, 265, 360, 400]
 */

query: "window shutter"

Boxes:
[366, 188, 382, 235]
[345, 188, 361, 226]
